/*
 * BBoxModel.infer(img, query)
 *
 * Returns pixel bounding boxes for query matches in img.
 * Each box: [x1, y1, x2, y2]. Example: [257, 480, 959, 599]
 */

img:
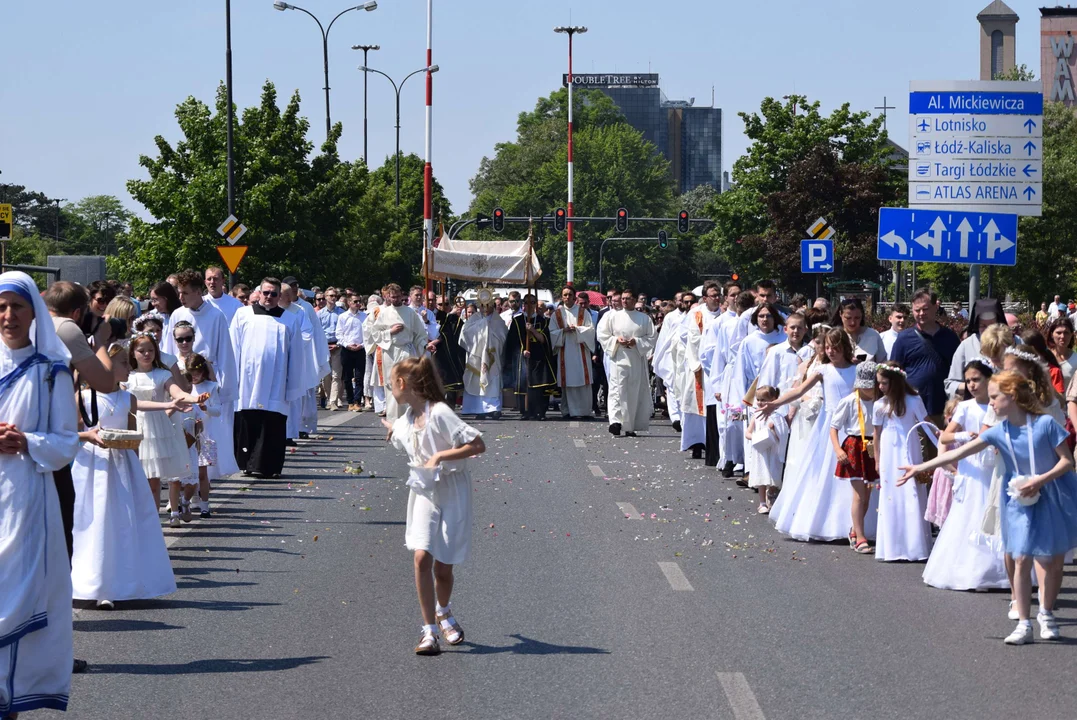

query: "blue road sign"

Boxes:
[877, 207, 1017, 266]
[908, 91, 1043, 115]
[801, 239, 834, 274]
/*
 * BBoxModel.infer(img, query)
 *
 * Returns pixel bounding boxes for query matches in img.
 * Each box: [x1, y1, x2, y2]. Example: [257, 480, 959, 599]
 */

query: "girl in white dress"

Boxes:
[185, 353, 220, 519]
[873, 363, 933, 562]
[125, 333, 203, 528]
[922, 358, 1008, 590]
[760, 327, 864, 542]
[746, 385, 788, 514]
[382, 356, 486, 656]
[71, 345, 178, 606]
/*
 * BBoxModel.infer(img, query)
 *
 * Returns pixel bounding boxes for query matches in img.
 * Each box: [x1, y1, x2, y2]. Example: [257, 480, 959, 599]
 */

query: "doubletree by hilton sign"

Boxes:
[561, 73, 659, 88]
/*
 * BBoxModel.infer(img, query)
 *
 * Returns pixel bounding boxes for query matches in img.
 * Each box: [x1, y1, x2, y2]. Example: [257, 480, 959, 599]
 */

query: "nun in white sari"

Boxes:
[0, 272, 80, 716]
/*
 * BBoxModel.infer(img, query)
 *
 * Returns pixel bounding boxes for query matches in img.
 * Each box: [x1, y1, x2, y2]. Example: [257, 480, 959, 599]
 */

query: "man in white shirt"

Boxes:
[598, 288, 656, 436]
[231, 278, 309, 477]
[1049, 294, 1065, 319]
[680, 285, 723, 459]
[203, 265, 243, 324]
[337, 293, 367, 411]
[880, 304, 908, 358]
[549, 286, 596, 418]
[408, 285, 440, 346]
[500, 290, 523, 327]
[701, 280, 740, 466]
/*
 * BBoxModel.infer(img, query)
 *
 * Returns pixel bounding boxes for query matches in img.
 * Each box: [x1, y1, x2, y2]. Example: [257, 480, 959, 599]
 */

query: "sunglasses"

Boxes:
[263, 291, 279, 297]
[174, 335, 195, 343]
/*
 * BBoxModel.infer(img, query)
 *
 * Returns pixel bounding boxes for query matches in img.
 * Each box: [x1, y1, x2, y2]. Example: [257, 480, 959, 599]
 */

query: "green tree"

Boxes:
[468, 88, 683, 294]
[116, 81, 400, 290]
[997, 101, 1077, 304]
[368, 152, 453, 286]
[706, 95, 899, 285]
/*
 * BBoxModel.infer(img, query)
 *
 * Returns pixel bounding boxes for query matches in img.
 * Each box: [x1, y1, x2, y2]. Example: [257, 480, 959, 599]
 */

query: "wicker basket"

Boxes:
[98, 430, 142, 450]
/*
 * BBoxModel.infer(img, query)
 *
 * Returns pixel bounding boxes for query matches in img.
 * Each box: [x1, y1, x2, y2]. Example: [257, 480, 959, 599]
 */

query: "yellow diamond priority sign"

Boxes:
[807, 217, 836, 241]
[217, 214, 247, 245]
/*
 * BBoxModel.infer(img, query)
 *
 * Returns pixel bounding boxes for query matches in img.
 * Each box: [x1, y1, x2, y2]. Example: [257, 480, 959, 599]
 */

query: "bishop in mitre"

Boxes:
[459, 289, 508, 419]
[597, 288, 656, 436]
[549, 285, 596, 418]
[366, 282, 430, 421]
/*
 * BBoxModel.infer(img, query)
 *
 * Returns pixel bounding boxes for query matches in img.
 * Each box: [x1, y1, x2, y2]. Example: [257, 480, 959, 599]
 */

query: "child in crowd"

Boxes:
[125, 332, 204, 527]
[830, 361, 879, 553]
[874, 363, 933, 562]
[71, 345, 177, 607]
[901, 371, 1077, 644]
[381, 356, 486, 656]
[924, 396, 961, 528]
[182, 353, 219, 519]
[979, 324, 1014, 370]
[922, 358, 1008, 591]
[746, 385, 788, 515]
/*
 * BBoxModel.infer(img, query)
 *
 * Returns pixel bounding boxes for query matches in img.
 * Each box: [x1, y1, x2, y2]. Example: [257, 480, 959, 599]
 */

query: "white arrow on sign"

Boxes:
[819, 263, 833, 271]
[880, 230, 908, 255]
[984, 219, 1015, 259]
[955, 217, 973, 258]
[914, 217, 946, 257]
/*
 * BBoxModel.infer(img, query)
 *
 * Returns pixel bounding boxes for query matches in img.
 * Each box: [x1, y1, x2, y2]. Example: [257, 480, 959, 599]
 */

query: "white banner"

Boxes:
[425, 237, 542, 284]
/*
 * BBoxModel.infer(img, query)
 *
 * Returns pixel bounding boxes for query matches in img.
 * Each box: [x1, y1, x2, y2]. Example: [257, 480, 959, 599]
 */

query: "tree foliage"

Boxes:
[115, 81, 443, 291]
[705, 95, 900, 288]
[467, 88, 689, 294]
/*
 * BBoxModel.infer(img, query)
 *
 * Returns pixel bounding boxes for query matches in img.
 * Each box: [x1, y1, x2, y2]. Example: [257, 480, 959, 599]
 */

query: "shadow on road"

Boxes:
[87, 656, 330, 675]
[74, 619, 185, 633]
[458, 634, 609, 656]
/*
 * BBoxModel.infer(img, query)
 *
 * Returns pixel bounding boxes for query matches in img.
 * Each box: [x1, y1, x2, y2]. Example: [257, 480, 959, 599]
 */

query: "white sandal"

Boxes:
[436, 610, 465, 645]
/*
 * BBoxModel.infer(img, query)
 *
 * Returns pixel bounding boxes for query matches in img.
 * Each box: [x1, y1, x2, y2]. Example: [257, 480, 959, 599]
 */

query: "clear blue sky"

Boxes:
[2, 1, 1046, 219]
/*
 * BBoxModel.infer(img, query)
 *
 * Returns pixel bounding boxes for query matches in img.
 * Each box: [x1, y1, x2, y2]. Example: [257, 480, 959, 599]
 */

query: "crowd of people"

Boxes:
[7, 268, 1077, 712]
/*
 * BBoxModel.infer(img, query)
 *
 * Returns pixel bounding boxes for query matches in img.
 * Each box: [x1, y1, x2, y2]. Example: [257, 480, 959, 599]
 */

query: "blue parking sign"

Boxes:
[801, 239, 834, 274]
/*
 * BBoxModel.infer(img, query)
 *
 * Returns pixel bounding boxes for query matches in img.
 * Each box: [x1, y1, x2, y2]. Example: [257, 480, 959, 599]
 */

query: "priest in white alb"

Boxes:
[278, 282, 319, 443]
[230, 278, 309, 477]
[598, 288, 656, 436]
[652, 292, 685, 431]
[366, 282, 430, 421]
[459, 292, 508, 418]
[203, 265, 244, 324]
[285, 277, 330, 434]
[549, 285, 596, 418]
[678, 290, 711, 459]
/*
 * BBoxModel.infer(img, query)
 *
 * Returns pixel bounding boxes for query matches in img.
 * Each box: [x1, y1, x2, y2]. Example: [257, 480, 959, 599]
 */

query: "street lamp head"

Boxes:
[428, 65, 440, 73]
[273, 1, 291, 10]
[358, 1, 377, 11]
[351, 44, 380, 50]
[554, 25, 587, 34]
[358, 65, 369, 72]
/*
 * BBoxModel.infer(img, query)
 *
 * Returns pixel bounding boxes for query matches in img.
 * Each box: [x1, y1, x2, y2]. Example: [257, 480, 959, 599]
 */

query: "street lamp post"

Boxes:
[274, 1, 378, 140]
[358, 64, 439, 206]
[54, 198, 66, 244]
[350, 44, 380, 164]
[554, 25, 587, 287]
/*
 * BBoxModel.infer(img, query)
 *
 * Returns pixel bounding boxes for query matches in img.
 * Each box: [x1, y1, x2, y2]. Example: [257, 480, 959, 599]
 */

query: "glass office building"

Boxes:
[564, 73, 722, 193]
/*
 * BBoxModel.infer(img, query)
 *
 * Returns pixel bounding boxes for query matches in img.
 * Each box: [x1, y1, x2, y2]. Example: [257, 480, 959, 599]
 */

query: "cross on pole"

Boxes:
[875, 96, 896, 132]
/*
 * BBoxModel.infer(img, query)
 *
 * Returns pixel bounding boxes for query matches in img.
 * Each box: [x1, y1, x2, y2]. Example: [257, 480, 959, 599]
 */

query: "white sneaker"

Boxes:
[168, 513, 181, 528]
[1038, 611, 1060, 641]
[1004, 622, 1034, 645]
[1008, 601, 1020, 621]
[95, 599, 114, 610]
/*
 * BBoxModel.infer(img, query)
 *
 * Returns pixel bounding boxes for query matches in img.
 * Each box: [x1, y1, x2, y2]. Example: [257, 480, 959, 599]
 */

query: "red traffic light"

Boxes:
[618, 209, 627, 218]
[494, 209, 503, 217]
[492, 207, 505, 232]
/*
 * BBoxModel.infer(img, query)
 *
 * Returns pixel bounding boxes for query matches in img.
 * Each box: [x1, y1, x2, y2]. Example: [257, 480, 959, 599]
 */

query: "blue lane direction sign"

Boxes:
[801, 239, 834, 273]
[877, 207, 1017, 266]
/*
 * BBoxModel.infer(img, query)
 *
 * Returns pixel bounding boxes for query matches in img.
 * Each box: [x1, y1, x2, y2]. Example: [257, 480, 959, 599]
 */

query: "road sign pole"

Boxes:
[225, 0, 236, 289]
[969, 263, 980, 307]
[815, 276, 820, 301]
[894, 261, 901, 303]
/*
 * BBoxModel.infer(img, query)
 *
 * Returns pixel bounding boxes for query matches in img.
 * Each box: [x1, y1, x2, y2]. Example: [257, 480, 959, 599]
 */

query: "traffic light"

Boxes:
[554, 207, 566, 232]
[0, 220, 10, 240]
[615, 207, 628, 233]
[658, 230, 668, 249]
[492, 207, 505, 233]
[731, 272, 739, 282]
[678, 210, 689, 234]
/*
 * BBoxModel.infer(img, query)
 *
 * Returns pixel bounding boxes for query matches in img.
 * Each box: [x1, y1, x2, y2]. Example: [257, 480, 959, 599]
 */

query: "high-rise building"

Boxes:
[563, 73, 722, 194]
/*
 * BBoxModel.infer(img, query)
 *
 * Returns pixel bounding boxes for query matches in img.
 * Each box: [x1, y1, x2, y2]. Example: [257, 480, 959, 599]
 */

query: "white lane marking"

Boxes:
[716, 672, 767, 720]
[573, 439, 586, 448]
[657, 561, 694, 591]
[616, 501, 640, 518]
[588, 464, 605, 477]
[569, 421, 580, 428]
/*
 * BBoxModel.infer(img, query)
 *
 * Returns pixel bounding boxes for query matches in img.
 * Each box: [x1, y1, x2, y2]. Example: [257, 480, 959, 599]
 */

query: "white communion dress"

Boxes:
[126, 368, 191, 480]
[71, 390, 177, 601]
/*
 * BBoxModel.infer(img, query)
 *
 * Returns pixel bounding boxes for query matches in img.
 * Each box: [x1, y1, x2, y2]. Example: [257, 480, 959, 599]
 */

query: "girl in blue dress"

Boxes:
[899, 370, 1077, 645]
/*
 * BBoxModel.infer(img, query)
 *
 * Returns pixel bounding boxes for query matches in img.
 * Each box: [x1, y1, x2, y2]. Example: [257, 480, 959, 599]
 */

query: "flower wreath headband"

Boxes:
[1004, 346, 1047, 369]
[877, 364, 908, 379]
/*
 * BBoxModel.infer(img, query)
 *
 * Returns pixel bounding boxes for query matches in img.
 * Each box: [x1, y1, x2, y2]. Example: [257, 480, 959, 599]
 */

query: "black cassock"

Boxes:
[504, 314, 557, 418]
[434, 312, 466, 391]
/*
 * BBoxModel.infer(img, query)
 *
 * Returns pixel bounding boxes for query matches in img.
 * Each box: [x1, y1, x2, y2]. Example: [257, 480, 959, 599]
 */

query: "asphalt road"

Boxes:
[46, 407, 1077, 720]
